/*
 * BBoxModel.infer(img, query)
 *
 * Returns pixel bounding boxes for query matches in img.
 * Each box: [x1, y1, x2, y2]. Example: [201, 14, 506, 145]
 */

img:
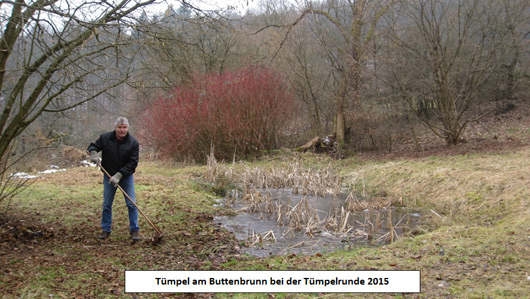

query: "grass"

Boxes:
[1, 146, 529, 298]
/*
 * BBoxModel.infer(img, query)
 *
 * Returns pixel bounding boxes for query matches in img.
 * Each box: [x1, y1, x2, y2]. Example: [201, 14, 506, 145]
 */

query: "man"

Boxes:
[88, 117, 140, 241]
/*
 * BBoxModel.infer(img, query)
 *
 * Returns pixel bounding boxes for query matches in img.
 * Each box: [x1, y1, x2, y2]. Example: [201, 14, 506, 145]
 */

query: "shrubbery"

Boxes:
[140, 66, 294, 162]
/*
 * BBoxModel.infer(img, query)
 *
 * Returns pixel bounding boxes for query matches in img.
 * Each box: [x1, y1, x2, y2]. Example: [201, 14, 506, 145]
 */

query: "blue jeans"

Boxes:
[101, 174, 139, 233]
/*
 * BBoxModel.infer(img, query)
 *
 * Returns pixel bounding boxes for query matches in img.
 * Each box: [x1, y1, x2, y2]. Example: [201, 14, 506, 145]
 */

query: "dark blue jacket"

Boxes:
[87, 131, 139, 177]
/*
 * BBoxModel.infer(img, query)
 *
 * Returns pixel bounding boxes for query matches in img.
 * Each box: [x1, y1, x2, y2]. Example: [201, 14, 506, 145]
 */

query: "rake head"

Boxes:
[150, 232, 165, 245]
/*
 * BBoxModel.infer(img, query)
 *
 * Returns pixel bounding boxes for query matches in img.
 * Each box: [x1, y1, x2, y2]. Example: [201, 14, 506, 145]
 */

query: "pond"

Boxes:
[215, 188, 421, 257]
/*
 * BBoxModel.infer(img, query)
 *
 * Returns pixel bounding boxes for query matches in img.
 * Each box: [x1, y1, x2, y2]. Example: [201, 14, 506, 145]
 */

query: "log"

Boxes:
[296, 136, 321, 152]
[295, 134, 338, 154]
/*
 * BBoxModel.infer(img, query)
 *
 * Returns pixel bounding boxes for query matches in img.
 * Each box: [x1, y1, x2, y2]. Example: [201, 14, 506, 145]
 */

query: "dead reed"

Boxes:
[238, 162, 342, 197]
[345, 192, 394, 212]
[249, 230, 277, 247]
[206, 157, 410, 246]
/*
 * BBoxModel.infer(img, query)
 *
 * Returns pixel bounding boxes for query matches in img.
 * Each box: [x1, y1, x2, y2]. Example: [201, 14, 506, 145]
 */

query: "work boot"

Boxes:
[97, 230, 111, 240]
[130, 230, 140, 241]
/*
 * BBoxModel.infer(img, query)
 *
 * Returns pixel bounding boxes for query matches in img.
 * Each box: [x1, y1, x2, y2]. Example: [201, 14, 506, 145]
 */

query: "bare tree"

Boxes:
[262, 0, 395, 145]
[247, 3, 332, 139]
[287, 37, 330, 137]
[127, 4, 243, 107]
[492, 0, 530, 110]
[385, 0, 516, 145]
[0, 0, 157, 203]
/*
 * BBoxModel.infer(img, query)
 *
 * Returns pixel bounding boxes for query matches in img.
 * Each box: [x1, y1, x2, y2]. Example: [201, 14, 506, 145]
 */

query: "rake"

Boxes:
[90, 156, 164, 243]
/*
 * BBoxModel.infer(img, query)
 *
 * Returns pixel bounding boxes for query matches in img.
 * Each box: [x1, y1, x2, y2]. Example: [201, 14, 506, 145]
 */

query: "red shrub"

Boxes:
[140, 66, 294, 161]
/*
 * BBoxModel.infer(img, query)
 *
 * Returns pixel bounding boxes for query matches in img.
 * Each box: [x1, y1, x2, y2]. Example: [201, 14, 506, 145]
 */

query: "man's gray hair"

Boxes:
[114, 117, 129, 127]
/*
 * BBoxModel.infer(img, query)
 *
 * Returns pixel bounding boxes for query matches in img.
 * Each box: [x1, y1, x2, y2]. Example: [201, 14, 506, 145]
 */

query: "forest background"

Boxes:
[1, 0, 528, 173]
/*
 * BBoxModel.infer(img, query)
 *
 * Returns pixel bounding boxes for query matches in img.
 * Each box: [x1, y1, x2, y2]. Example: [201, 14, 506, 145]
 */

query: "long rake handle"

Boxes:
[98, 164, 163, 236]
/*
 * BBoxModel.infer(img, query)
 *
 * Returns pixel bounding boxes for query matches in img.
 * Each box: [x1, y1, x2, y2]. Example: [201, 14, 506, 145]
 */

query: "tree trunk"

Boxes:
[335, 79, 347, 144]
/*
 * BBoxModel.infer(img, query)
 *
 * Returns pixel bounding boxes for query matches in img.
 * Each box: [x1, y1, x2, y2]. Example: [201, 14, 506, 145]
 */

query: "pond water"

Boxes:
[215, 188, 421, 257]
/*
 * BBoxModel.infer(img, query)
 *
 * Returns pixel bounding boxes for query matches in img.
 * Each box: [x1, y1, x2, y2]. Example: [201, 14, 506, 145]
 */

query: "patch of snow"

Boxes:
[81, 160, 97, 167]
[11, 165, 66, 179]
[38, 168, 66, 174]
[11, 172, 39, 179]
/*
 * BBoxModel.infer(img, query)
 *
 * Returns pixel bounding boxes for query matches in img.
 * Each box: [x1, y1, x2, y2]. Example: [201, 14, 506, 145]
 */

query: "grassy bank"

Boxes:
[1, 146, 529, 298]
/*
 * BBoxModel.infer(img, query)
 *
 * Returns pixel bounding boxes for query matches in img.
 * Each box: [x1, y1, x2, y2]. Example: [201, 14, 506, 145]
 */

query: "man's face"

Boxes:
[115, 124, 128, 140]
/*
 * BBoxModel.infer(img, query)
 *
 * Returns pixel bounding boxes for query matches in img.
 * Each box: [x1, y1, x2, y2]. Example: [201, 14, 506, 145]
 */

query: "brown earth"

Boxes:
[0, 212, 238, 298]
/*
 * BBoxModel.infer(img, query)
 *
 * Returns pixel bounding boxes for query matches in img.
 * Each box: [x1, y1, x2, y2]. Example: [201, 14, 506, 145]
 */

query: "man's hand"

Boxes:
[110, 172, 123, 187]
[90, 151, 101, 165]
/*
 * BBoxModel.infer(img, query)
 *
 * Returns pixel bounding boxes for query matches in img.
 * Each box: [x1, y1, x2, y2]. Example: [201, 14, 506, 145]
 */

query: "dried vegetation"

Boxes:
[207, 152, 409, 245]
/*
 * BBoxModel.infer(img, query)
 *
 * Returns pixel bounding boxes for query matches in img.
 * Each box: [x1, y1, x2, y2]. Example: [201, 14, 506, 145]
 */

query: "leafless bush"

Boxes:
[0, 148, 33, 211]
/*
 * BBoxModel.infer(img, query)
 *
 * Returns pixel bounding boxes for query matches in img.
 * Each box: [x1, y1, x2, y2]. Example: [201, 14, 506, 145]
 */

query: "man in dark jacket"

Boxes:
[88, 117, 140, 241]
